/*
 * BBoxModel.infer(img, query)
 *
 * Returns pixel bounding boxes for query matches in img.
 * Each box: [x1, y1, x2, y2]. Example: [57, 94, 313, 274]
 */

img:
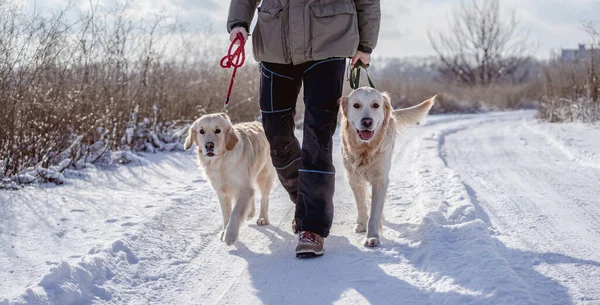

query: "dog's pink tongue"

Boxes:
[359, 130, 374, 140]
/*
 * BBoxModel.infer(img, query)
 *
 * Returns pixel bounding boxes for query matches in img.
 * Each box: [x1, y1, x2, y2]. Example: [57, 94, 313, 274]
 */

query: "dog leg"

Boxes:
[348, 174, 368, 233]
[224, 188, 254, 245]
[256, 167, 274, 226]
[247, 194, 256, 220]
[365, 179, 388, 247]
[218, 194, 232, 241]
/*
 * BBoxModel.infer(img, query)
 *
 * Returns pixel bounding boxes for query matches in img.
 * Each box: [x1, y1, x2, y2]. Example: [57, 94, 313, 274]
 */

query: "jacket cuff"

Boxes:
[358, 44, 373, 54]
[229, 22, 249, 33]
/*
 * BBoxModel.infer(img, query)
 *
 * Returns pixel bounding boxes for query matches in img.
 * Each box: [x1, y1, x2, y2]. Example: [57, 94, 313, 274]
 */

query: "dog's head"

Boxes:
[340, 87, 392, 142]
[183, 113, 239, 158]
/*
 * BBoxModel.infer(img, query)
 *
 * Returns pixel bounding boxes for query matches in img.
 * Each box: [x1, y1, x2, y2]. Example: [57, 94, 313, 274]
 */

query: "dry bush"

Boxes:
[536, 59, 599, 123]
[536, 21, 600, 123]
[0, 0, 260, 181]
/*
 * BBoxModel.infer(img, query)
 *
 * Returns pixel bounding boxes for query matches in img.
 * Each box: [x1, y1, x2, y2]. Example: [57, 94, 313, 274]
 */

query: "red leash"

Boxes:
[219, 33, 246, 112]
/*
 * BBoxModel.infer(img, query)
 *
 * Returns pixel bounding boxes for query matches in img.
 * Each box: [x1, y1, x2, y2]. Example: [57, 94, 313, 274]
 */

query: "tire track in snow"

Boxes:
[442, 113, 600, 304]
[522, 120, 600, 169]
[390, 116, 538, 304]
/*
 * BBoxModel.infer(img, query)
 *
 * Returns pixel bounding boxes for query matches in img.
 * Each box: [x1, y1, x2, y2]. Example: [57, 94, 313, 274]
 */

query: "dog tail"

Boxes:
[392, 95, 436, 129]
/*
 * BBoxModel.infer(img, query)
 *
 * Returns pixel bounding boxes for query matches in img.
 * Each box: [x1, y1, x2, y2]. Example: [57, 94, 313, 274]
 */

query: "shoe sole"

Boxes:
[296, 250, 324, 258]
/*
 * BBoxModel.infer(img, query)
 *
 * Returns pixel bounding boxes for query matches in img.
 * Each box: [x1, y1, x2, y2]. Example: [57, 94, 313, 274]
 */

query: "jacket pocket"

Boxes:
[252, 7, 285, 63]
[309, 1, 359, 59]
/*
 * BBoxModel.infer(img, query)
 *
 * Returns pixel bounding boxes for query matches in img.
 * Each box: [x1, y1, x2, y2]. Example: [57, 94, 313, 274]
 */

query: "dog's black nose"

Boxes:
[205, 142, 215, 151]
[361, 118, 373, 129]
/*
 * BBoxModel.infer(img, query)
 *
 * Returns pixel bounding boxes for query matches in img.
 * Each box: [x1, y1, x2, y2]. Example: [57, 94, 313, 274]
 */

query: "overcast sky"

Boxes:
[35, 0, 600, 59]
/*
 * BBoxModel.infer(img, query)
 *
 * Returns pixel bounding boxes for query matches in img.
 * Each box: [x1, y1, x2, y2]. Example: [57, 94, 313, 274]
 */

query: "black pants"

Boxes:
[259, 58, 345, 238]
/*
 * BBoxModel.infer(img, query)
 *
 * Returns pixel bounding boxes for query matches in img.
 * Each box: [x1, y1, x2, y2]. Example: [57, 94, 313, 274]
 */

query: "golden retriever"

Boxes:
[184, 113, 276, 245]
[340, 87, 435, 247]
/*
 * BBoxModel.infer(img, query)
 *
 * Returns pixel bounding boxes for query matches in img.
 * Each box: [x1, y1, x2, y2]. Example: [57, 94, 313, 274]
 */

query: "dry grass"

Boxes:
[536, 59, 600, 123]
[0, 1, 259, 179]
[365, 58, 539, 114]
[377, 79, 538, 114]
[536, 21, 599, 123]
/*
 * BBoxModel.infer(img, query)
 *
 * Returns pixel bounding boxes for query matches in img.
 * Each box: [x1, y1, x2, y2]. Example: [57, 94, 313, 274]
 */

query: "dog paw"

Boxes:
[363, 237, 380, 247]
[223, 228, 239, 246]
[354, 223, 367, 233]
[257, 217, 269, 226]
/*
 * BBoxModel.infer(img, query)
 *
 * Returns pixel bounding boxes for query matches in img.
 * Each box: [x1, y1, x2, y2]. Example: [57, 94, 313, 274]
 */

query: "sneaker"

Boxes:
[295, 231, 324, 258]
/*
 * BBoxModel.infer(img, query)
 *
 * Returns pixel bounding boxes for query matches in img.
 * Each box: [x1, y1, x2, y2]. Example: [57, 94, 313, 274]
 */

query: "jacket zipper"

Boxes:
[281, 4, 292, 63]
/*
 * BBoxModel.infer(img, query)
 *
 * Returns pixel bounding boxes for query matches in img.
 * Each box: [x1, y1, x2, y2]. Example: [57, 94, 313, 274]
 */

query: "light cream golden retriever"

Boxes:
[340, 87, 435, 247]
[184, 113, 276, 245]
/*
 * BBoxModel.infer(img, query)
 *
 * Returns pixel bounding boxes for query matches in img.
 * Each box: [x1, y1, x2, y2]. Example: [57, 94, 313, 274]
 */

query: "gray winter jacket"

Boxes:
[227, 0, 381, 64]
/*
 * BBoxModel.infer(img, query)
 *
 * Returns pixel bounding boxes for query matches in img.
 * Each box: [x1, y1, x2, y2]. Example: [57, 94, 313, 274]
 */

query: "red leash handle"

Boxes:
[220, 33, 246, 111]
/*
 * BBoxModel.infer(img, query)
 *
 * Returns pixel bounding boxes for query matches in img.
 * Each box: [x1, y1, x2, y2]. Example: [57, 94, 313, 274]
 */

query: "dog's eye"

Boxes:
[373, 103, 380, 109]
[215, 129, 221, 134]
[353, 103, 360, 109]
[199, 129, 205, 135]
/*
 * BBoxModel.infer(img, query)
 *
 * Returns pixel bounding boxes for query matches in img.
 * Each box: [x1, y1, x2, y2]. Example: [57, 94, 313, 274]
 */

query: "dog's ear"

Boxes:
[184, 127, 197, 150]
[382, 92, 393, 122]
[339, 96, 349, 116]
[224, 127, 239, 151]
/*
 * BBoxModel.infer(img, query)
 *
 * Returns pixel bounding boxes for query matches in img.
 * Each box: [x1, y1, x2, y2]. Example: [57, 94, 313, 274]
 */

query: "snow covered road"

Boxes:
[443, 116, 600, 304]
[2, 111, 600, 304]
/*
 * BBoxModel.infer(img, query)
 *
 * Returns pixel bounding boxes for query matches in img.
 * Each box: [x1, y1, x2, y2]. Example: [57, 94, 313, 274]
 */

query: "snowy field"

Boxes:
[2, 110, 600, 305]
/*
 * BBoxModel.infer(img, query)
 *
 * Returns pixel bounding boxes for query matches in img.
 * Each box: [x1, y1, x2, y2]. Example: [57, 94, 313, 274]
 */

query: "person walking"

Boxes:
[226, 0, 381, 258]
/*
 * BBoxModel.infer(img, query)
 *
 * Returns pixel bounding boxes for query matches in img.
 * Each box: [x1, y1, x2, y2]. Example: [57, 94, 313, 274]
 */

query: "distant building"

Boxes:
[560, 44, 600, 61]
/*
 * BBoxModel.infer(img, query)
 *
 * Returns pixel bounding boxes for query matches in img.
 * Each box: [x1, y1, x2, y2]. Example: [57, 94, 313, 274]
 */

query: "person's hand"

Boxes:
[351, 50, 371, 67]
[230, 27, 248, 44]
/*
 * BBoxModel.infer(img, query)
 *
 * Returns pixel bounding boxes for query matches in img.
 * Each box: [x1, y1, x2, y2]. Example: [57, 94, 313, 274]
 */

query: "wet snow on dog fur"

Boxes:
[2, 111, 600, 305]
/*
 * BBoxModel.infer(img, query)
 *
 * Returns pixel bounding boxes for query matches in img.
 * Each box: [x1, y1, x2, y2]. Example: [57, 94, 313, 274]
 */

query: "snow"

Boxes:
[2, 110, 600, 304]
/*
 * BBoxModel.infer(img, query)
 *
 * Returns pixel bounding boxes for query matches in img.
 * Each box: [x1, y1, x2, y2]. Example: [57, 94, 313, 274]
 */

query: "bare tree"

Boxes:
[428, 0, 532, 86]
[582, 21, 600, 43]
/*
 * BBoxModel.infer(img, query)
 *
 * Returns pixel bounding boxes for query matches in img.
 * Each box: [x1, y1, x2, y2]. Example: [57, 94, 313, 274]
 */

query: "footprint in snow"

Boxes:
[54, 230, 66, 238]
[105, 219, 119, 223]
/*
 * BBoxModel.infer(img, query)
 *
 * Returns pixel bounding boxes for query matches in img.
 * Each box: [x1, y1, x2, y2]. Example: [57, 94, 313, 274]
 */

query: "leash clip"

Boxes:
[222, 100, 229, 114]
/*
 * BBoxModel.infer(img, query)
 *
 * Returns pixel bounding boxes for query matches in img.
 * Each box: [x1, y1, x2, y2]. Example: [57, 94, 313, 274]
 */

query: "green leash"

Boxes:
[349, 60, 376, 90]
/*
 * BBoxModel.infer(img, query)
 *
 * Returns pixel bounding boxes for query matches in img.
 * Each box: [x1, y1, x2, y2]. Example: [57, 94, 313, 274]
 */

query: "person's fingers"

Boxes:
[229, 28, 247, 42]
[350, 54, 358, 66]
[351, 51, 372, 67]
